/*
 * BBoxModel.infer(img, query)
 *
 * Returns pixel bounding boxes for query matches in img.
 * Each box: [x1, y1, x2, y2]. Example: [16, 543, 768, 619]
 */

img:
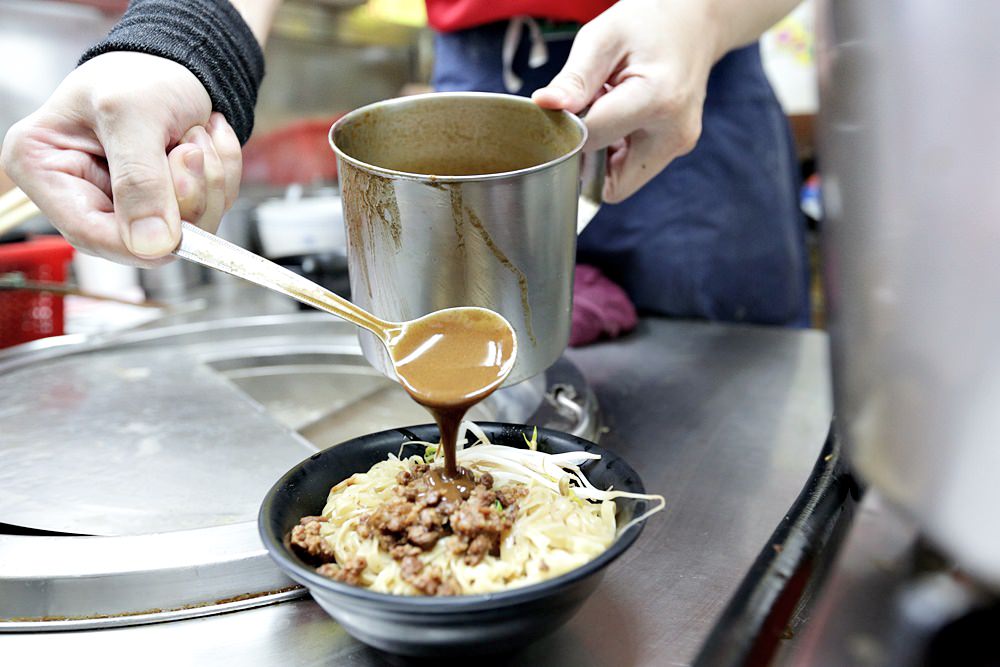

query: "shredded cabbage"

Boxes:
[410, 421, 665, 537]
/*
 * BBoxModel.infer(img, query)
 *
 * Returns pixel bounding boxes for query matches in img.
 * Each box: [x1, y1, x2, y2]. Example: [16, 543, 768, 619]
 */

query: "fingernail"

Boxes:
[184, 148, 204, 175]
[128, 217, 174, 257]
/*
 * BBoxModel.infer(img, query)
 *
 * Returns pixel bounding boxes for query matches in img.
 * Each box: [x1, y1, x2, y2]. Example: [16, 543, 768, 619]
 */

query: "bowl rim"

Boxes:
[258, 422, 648, 613]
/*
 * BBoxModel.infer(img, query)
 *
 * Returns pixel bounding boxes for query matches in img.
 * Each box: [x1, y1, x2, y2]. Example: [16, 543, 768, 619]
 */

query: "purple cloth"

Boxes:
[570, 264, 639, 347]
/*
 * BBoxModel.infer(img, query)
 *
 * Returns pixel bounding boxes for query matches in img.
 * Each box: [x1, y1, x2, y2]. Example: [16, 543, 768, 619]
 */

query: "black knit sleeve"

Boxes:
[79, 0, 265, 145]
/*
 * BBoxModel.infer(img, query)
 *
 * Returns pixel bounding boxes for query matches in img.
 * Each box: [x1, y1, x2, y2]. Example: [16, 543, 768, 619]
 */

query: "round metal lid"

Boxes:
[0, 313, 597, 628]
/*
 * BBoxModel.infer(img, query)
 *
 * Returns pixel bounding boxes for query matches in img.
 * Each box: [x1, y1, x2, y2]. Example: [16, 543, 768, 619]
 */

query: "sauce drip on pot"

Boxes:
[389, 308, 517, 487]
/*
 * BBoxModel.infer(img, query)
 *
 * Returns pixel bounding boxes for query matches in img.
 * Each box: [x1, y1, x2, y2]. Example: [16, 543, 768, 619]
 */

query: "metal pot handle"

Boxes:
[544, 383, 597, 440]
[577, 148, 605, 234]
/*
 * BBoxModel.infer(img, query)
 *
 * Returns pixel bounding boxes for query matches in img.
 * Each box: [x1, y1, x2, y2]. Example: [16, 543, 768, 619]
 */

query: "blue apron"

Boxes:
[433, 22, 809, 327]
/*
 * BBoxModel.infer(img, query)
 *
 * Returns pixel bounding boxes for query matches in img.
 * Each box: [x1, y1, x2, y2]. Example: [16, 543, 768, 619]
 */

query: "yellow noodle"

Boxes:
[317, 454, 616, 595]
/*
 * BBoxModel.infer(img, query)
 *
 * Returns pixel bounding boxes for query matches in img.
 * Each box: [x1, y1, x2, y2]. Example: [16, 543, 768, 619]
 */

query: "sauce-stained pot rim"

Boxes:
[259, 423, 647, 613]
[328, 92, 589, 183]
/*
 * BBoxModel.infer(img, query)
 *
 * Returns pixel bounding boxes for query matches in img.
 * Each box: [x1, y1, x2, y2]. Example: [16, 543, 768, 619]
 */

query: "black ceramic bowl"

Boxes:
[258, 422, 648, 656]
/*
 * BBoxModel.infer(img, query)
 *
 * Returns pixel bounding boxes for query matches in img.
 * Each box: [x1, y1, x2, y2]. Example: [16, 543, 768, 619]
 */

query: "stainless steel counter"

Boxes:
[3, 318, 832, 666]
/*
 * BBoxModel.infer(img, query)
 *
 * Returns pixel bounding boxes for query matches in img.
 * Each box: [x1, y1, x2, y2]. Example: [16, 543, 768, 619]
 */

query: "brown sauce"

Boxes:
[389, 308, 516, 486]
[424, 466, 474, 505]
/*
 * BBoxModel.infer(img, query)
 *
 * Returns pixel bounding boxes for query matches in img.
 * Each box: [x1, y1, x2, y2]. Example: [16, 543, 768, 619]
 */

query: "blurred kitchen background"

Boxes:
[0, 0, 820, 348]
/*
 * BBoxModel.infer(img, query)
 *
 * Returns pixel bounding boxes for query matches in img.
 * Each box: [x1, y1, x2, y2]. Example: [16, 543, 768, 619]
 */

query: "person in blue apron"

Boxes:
[434, 17, 809, 327]
[3, 0, 808, 328]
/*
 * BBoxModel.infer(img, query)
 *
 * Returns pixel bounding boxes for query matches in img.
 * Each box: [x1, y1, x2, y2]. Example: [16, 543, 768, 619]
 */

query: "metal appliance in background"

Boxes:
[330, 92, 601, 386]
[777, 1, 1000, 664]
[683, 5, 1000, 666]
[819, 0, 1000, 588]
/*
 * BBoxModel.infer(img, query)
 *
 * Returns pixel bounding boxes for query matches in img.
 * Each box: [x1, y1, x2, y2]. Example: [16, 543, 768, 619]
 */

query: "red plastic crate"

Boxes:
[0, 236, 75, 348]
[242, 116, 344, 186]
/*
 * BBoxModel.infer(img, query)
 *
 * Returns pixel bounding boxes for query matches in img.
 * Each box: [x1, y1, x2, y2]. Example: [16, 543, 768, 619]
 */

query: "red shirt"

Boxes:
[425, 0, 614, 31]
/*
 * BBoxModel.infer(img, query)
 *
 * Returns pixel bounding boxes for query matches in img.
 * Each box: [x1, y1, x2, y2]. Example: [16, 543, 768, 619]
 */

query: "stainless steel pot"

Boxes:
[329, 92, 590, 385]
[819, 0, 1000, 587]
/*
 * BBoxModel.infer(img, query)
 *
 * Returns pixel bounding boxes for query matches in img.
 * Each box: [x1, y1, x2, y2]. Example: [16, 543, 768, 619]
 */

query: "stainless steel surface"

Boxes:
[4, 319, 832, 664]
[1, 589, 303, 633]
[0, 329, 319, 536]
[0, 521, 301, 628]
[0, 312, 595, 626]
[331, 92, 586, 385]
[818, 1, 1000, 585]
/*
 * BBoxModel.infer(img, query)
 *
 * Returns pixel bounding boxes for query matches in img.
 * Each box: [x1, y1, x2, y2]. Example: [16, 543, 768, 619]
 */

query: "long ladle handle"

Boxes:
[174, 222, 390, 337]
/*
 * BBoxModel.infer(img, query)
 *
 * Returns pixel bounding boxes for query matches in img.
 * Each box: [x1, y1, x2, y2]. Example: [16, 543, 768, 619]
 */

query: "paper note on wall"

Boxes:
[761, 0, 818, 115]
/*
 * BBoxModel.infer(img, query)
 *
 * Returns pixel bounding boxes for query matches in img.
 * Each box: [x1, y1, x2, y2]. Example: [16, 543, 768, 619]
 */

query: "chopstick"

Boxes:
[0, 187, 42, 237]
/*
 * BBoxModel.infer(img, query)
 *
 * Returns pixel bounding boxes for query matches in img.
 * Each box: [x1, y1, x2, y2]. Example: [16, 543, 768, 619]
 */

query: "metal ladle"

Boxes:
[0, 187, 518, 406]
[174, 222, 518, 406]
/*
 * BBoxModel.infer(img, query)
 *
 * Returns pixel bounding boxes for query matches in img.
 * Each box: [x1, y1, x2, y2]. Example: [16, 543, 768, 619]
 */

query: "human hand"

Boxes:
[166, 118, 242, 236]
[532, 0, 719, 203]
[1, 52, 242, 267]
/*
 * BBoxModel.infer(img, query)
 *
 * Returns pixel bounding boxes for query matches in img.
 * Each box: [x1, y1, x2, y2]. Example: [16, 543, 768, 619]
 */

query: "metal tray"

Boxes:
[0, 313, 597, 629]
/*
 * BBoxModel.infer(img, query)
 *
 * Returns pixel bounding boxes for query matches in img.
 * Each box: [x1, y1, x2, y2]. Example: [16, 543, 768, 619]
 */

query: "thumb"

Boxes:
[99, 119, 180, 259]
[532, 24, 622, 113]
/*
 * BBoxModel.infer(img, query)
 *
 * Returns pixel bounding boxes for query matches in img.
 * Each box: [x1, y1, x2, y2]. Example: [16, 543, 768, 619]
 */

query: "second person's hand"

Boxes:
[532, 0, 718, 203]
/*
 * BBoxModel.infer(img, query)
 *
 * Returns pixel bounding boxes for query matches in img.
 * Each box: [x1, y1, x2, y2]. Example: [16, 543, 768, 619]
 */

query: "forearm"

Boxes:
[227, 0, 283, 47]
[704, 0, 803, 61]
